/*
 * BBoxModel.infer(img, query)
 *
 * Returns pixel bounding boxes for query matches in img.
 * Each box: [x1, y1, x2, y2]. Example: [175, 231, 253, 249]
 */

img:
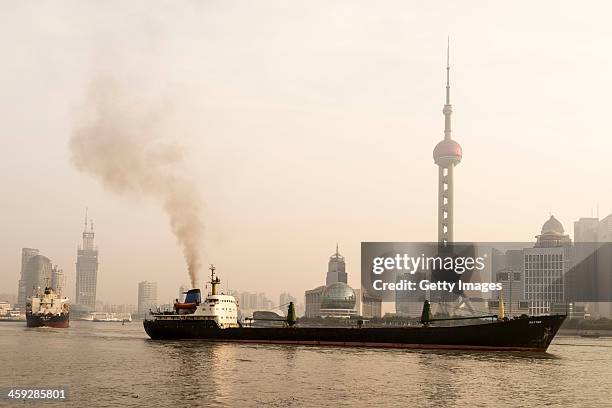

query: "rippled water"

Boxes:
[0, 321, 610, 407]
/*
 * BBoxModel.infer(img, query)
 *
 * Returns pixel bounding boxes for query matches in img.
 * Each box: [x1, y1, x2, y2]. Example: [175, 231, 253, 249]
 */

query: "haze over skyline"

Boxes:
[2, 1, 612, 305]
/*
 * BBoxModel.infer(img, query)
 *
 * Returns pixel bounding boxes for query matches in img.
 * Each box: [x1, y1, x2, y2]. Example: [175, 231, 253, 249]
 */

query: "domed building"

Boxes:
[320, 282, 356, 313]
[304, 245, 381, 318]
[535, 215, 571, 247]
[523, 215, 573, 316]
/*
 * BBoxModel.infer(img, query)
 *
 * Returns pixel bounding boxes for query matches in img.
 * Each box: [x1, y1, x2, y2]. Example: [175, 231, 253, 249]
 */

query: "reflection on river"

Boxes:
[0, 321, 610, 407]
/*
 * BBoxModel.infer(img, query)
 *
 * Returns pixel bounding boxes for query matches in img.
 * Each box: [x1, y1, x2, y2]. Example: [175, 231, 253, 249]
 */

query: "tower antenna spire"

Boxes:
[446, 36, 451, 105]
[84, 207, 88, 232]
[443, 36, 453, 141]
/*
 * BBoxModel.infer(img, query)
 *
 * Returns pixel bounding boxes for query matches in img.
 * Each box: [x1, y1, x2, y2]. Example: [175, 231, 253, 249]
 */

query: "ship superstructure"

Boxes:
[26, 287, 70, 328]
[149, 265, 239, 328]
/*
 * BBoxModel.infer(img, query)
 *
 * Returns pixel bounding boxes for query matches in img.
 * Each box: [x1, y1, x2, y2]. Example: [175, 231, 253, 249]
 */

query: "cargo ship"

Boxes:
[144, 266, 565, 352]
[26, 287, 70, 328]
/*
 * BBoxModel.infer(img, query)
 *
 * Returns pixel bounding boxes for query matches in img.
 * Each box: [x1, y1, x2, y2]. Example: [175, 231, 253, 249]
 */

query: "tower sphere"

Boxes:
[433, 139, 462, 165]
[320, 282, 356, 310]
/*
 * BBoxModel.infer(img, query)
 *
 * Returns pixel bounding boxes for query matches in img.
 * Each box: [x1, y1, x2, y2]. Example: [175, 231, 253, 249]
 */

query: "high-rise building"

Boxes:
[433, 40, 462, 244]
[17, 248, 39, 307]
[574, 217, 600, 243]
[325, 244, 347, 286]
[138, 281, 158, 317]
[491, 249, 526, 315]
[524, 216, 572, 315]
[75, 212, 98, 311]
[574, 214, 612, 243]
[178, 285, 189, 302]
[279, 293, 296, 307]
[569, 213, 612, 318]
[51, 265, 65, 295]
[598, 215, 612, 241]
[304, 286, 325, 318]
[0, 294, 17, 306]
[20, 254, 53, 303]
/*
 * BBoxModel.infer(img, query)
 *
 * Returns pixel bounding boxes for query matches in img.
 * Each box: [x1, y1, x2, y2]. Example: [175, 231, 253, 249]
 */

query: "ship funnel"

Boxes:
[184, 289, 201, 305]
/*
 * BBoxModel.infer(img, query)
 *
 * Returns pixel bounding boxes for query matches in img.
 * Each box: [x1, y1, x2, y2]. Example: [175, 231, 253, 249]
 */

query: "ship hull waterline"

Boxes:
[26, 313, 70, 328]
[144, 314, 565, 352]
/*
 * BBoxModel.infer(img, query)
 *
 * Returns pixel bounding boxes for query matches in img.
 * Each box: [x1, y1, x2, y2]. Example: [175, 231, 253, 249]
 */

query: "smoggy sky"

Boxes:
[1, 1, 612, 306]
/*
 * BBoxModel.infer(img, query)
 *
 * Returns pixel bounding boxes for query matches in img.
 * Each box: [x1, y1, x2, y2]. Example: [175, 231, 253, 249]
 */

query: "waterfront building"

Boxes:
[229, 291, 274, 316]
[490, 249, 527, 316]
[51, 265, 65, 295]
[0, 294, 17, 306]
[361, 290, 383, 318]
[0, 301, 10, 316]
[319, 282, 357, 318]
[75, 214, 98, 311]
[17, 248, 40, 307]
[524, 216, 572, 315]
[395, 271, 427, 318]
[98, 302, 136, 314]
[279, 292, 296, 307]
[137, 281, 158, 317]
[21, 254, 52, 301]
[574, 217, 600, 243]
[304, 286, 325, 318]
[326, 244, 347, 286]
[568, 213, 612, 318]
[305, 245, 381, 318]
[178, 285, 189, 302]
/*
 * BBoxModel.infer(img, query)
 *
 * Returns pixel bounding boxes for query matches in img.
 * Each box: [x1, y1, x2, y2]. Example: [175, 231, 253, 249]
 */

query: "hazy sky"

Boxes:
[2, 1, 612, 306]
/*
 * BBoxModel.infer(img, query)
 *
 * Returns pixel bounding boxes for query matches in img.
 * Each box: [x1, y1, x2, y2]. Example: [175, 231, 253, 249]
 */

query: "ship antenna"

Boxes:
[209, 264, 220, 296]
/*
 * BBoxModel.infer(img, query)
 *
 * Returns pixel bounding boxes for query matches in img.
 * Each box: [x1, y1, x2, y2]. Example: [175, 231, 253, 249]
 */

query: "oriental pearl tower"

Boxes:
[433, 40, 462, 244]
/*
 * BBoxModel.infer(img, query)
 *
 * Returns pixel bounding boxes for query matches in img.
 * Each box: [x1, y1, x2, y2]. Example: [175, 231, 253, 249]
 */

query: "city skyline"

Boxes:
[2, 2, 612, 305]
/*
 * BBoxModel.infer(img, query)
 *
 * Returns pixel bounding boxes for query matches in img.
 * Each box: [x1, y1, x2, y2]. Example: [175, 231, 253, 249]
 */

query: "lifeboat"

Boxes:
[173, 288, 201, 313]
[174, 302, 198, 310]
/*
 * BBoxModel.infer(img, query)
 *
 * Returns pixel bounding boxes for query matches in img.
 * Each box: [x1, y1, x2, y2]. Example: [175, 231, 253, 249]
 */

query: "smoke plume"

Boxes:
[69, 77, 204, 288]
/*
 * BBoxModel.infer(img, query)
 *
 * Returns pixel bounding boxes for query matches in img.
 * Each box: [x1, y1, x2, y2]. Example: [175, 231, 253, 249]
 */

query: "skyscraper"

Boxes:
[178, 284, 189, 302]
[570, 213, 612, 318]
[75, 212, 98, 311]
[17, 248, 39, 308]
[279, 292, 296, 307]
[20, 254, 52, 305]
[574, 214, 612, 243]
[524, 216, 572, 315]
[325, 244, 347, 286]
[433, 40, 462, 244]
[138, 281, 158, 317]
[51, 265, 65, 296]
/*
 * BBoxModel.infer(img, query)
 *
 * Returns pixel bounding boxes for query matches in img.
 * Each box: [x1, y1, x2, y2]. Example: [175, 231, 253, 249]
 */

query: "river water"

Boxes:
[0, 321, 610, 407]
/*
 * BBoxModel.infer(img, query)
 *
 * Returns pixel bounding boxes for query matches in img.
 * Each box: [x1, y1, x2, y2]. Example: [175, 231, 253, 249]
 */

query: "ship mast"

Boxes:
[209, 264, 220, 296]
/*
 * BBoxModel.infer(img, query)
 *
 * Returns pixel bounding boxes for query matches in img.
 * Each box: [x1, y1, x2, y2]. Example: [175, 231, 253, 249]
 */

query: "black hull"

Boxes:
[144, 315, 566, 352]
[26, 313, 70, 328]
